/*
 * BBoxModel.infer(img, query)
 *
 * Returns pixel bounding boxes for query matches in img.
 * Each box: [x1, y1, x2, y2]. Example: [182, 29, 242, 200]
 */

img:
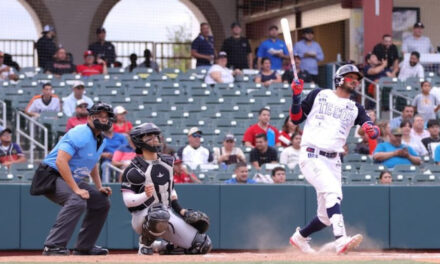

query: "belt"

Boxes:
[306, 147, 338, 159]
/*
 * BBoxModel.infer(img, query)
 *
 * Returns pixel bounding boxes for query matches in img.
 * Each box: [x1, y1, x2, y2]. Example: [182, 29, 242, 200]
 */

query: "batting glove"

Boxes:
[362, 121, 380, 139]
[291, 79, 304, 96]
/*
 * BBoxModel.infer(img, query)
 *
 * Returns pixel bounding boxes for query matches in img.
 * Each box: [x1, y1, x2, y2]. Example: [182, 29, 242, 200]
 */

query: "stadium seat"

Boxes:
[345, 173, 375, 185]
[413, 173, 439, 184]
[344, 153, 370, 163]
[393, 164, 420, 175]
[358, 164, 387, 174]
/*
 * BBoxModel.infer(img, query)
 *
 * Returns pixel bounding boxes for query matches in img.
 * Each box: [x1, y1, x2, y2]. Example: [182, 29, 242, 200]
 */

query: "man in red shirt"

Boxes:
[65, 99, 89, 131]
[173, 159, 201, 183]
[76, 50, 108, 77]
[243, 107, 281, 147]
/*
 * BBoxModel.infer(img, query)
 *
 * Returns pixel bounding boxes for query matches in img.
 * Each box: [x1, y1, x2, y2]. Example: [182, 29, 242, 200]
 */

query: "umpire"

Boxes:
[32, 102, 114, 256]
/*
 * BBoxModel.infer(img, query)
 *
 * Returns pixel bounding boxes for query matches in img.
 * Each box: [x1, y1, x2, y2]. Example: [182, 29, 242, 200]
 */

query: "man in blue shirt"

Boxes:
[257, 25, 289, 70]
[191, 22, 215, 69]
[33, 102, 114, 256]
[293, 28, 324, 83]
[101, 126, 128, 183]
[225, 162, 256, 184]
[373, 128, 421, 168]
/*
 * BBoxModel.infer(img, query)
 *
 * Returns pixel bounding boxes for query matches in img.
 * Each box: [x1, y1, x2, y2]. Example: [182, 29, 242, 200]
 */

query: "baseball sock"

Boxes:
[299, 216, 327, 238]
[326, 203, 346, 239]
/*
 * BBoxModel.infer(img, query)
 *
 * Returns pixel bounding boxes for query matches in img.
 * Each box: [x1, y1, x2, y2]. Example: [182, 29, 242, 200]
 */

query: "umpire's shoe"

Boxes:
[42, 246, 70, 256]
[72, 245, 109, 255]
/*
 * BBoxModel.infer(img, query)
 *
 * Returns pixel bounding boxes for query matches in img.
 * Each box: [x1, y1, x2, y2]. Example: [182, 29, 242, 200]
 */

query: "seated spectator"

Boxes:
[112, 138, 137, 182]
[372, 34, 399, 77]
[271, 166, 286, 184]
[402, 22, 434, 54]
[204, 51, 241, 84]
[280, 132, 301, 169]
[139, 49, 159, 72]
[177, 127, 213, 170]
[88, 27, 116, 66]
[44, 48, 76, 77]
[279, 116, 301, 147]
[398, 51, 424, 81]
[400, 120, 427, 157]
[389, 105, 414, 130]
[0, 128, 26, 168]
[412, 81, 439, 122]
[25, 83, 61, 118]
[410, 115, 429, 142]
[62, 81, 93, 117]
[364, 53, 393, 81]
[250, 133, 278, 170]
[65, 99, 89, 131]
[282, 54, 313, 84]
[224, 162, 256, 184]
[378, 171, 392, 184]
[161, 137, 176, 156]
[125, 53, 138, 72]
[421, 119, 440, 156]
[213, 133, 245, 166]
[76, 50, 108, 77]
[101, 126, 128, 183]
[0, 51, 18, 81]
[355, 129, 372, 155]
[3, 53, 20, 72]
[377, 120, 391, 143]
[373, 128, 421, 169]
[112, 106, 133, 134]
[243, 107, 281, 147]
[254, 58, 281, 87]
[173, 159, 201, 184]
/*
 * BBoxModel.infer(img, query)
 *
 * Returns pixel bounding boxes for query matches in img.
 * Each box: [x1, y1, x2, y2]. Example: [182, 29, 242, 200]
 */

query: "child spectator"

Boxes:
[280, 132, 301, 169]
[173, 159, 201, 183]
[378, 171, 392, 184]
[0, 128, 26, 168]
[271, 166, 286, 184]
[412, 81, 439, 122]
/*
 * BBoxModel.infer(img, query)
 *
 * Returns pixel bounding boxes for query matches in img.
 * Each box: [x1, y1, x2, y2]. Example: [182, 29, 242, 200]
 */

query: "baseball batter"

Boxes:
[120, 123, 211, 255]
[288, 65, 380, 254]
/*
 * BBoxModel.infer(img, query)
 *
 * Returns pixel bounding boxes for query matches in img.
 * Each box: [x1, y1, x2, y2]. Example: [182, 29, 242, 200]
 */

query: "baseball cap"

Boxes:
[224, 133, 236, 142]
[83, 50, 94, 57]
[0, 128, 12, 136]
[391, 128, 403, 136]
[114, 105, 127, 115]
[303, 28, 314, 34]
[72, 80, 85, 89]
[188, 127, 202, 136]
[414, 22, 424, 28]
[231, 22, 241, 29]
[174, 159, 183, 165]
[96, 27, 106, 34]
[76, 99, 88, 107]
[217, 51, 227, 59]
[42, 25, 55, 33]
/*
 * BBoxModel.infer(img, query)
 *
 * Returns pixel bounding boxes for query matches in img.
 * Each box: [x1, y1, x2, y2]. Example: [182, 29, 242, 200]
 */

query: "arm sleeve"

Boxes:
[280, 149, 287, 165]
[402, 40, 408, 53]
[434, 145, 440, 162]
[242, 126, 254, 144]
[315, 44, 324, 61]
[191, 38, 199, 50]
[407, 146, 418, 157]
[121, 191, 148, 208]
[412, 96, 418, 107]
[14, 143, 24, 155]
[419, 65, 425, 79]
[290, 88, 322, 124]
[257, 44, 264, 58]
[26, 101, 36, 113]
[282, 42, 289, 55]
[249, 149, 257, 162]
[373, 143, 385, 155]
[112, 150, 123, 162]
[354, 103, 371, 126]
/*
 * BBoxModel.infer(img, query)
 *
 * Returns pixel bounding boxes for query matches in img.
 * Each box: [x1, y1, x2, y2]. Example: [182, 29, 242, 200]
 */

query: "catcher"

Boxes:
[120, 123, 211, 255]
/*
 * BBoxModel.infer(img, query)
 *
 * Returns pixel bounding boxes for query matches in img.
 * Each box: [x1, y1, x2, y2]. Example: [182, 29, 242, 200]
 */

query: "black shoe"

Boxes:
[72, 245, 109, 255]
[42, 246, 70, 256]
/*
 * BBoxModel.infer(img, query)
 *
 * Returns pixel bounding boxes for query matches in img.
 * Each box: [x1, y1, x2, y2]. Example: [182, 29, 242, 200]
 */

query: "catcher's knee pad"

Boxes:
[323, 192, 341, 209]
[185, 233, 212, 255]
[142, 204, 170, 246]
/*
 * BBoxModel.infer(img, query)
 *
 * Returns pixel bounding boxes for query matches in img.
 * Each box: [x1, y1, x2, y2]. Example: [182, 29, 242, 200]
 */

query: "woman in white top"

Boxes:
[213, 134, 245, 165]
[205, 51, 242, 84]
[400, 119, 428, 156]
[280, 132, 302, 170]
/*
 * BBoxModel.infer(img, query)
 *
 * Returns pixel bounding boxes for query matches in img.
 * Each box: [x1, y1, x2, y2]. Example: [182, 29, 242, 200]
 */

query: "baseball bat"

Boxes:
[280, 18, 298, 82]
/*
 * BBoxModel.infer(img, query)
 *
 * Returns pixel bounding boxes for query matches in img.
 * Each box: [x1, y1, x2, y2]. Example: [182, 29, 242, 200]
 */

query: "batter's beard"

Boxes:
[340, 84, 356, 94]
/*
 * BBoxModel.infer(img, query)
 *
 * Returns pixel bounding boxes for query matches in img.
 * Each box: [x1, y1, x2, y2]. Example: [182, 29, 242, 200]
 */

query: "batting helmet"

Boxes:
[130, 123, 162, 153]
[88, 102, 115, 131]
[334, 64, 363, 88]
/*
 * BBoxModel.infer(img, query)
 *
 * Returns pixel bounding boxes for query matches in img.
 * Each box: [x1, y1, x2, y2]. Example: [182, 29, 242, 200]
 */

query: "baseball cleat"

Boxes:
[335, 234, 363, 255]
[72, 245, 109, 255]
[138, 245, 154, 255]
[42, 246, 70, 256]
[289, 227, 316, 254]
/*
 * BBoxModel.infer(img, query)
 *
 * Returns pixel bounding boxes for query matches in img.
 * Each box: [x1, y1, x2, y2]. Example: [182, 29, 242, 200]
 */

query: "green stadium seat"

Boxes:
[358, 164, 387, 174]
[413, 173, 439, 184]
[345, 173, 375, 185]
[392, 172, 413, 185]
[393, 164, 420, 174]
[344, 153, 370, 163]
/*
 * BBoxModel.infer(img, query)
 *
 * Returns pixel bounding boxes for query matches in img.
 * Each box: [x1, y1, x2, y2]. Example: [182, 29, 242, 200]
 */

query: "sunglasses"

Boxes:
[192, 133, 202, 138]
[77, 105, 88, 108]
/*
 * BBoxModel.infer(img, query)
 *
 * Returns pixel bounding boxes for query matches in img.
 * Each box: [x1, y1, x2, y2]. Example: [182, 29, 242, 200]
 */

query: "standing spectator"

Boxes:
[249, 133, 278, 170]
[400, 120, 428, 157]
[282, 55, 313, 84]
[378, 171, 392, 184]
[243, 108, 281, 147]
[25, 83, 61, 118]
[412, 81, 439, 122]
[139, 49, 159, 72]
[372, 34, 399, 77]
[402, 22, 434, 54]
[398, 51, 424, 81]
[0, 51, 18, 81]
[112, 106, 133, 134]
[45, 48, 76, 77]
[421, 119, 440, 156]
[101, 126, 128, 183]
[280, 133, 301, 169]
[293, 28, 324, 83]
[389, 105, 414, 130]
[0, 128, 26, 168]
[410, 115, 430, 143]
[204, 51, 241, 84]
[62, 81, 93, 117]
[254, 58, 281, 87]
[177, 127, 213, 170]
[221, 22, 252, 70]
[125, 53, 138, 72]
[213, 133, 246, 166]
[76, 50, 108, 77]
[257, 25, 289, 70]
[271, 166, 286, 184]
[224, 162, 256, 184]
[279, 116, 301, 147]
[65, 99, 89, 132]
[173, 159, 201, 183]
[36, 25, 57, 69]
[88, 27, 116, 66]
[191, 23, 215, 70]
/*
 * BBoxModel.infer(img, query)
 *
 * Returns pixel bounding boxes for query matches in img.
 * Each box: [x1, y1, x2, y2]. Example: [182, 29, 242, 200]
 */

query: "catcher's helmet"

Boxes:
[130, 123, 162, 153]
[334, 64, 363, 88]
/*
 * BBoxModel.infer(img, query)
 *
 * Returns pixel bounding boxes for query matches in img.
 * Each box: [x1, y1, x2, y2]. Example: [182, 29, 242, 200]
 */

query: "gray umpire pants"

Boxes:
[44, 177, 110, 250]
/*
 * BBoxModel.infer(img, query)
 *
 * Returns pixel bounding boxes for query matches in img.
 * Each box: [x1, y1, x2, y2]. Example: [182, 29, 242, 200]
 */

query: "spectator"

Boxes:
[221, 22, 252, 70]
[3, 53, 20, 72]
[126, 53, 137, 72]
[88, 27, 116, 66]
[44, 48, 76, 77]
[249, 133, 278, 170]
[63, 81, 93, 117]
[372, 34, 399, 76]
[389, 105, 414, 130]
[0, 51, 18, 81]
[25, 83, 61, 118]
[112, 106, 133, 134]
[280, 132, 301, 169]
[0, 128, 26, 168]
[224, 162, 256, 184]
[213, 133, 246, 166]
[412, 81, 439, 122]
[257, 25, 289, 70]
[177, 127, 213, 170]
[378, 171, 392, 184]
[377, 120, 391, 143]
[204, 51, 241, 84]
[364, 53, 393, 81]
[293, 28, 324, 83]
[65, 99, 89, 132]
[36, 25, 57, 69]
[139, 49, 159, 72]
[191, 22, 215, 70]
[271, 166, 286, 184]
[355, 129, 373, 155]
[279, 116, 301, 147]
[410, 115, 430, 143]
[76, 50, 108, 77]
[421, 119, 440, 156]
[373, 128, 421, 169]
[282, 54, 313, 84]
[243, 108, 281, 147]
[402, 22, 434, 54]
[101, 126, 128, 183]
[173, 159, 201, 184]
[400, 120, 428, 157]
[398, 51, 424, 81]
[112, 138, 137, 182]
[255, 58, 281, 87]
[161, 137, 176, 156]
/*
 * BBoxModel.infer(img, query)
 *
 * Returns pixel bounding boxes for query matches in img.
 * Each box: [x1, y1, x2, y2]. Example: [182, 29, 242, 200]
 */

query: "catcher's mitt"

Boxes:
[183, 209, 209, 233]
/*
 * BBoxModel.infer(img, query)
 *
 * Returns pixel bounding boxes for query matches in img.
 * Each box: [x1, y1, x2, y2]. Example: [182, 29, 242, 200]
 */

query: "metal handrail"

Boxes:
[388, 91, 414, 120]
[16, 111, 48, 164]
[0, 100, 6, 128]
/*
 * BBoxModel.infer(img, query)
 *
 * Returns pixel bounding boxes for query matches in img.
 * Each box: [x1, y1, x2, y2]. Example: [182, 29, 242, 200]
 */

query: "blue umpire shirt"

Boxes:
[293, 39, 324, 75]
[257, 38, 288, 70]
[191, 34, 215, 67]
[43, 124, 106, 182]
